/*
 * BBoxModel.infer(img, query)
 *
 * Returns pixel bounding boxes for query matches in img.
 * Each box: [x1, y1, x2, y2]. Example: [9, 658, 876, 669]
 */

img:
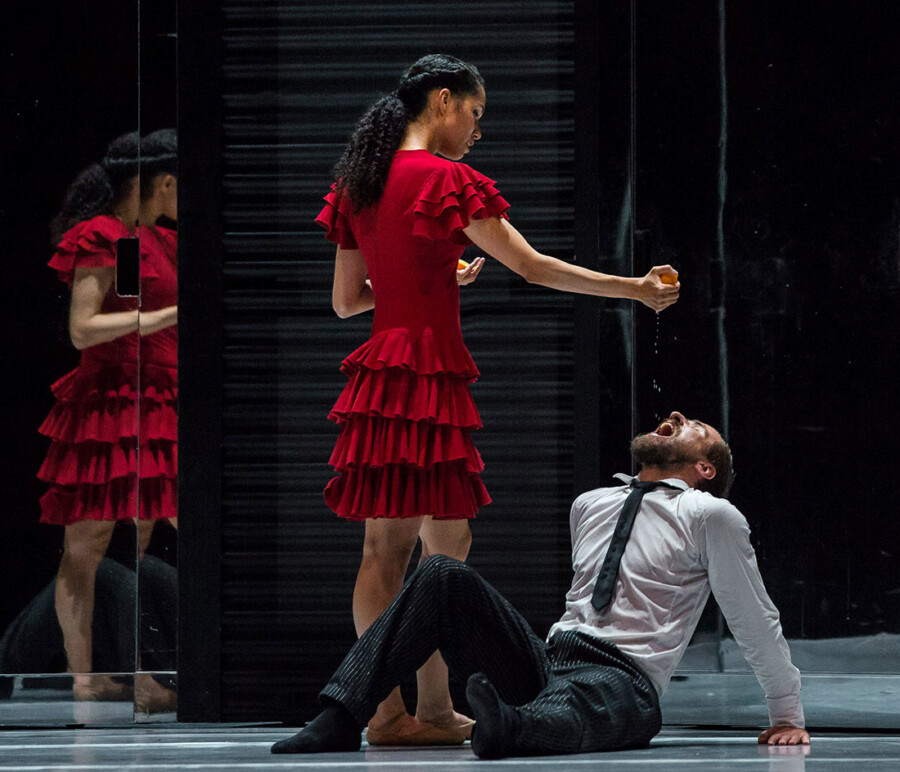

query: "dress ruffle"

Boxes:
[324, 462, 491, 521]
[330, 415, 484, 471]
[49, 215, 133, 287]
[326, 327, 489, 521]
[315, 185, 359, 250]
[39, 365, 177, 444]
[38, 438, 176, 485]
[37, 362, 177, 525]
[329, 368, 482, 428]
[412, 164, 510, 246]
[39, 478, 177, 526]
[339, 327, 479, 383]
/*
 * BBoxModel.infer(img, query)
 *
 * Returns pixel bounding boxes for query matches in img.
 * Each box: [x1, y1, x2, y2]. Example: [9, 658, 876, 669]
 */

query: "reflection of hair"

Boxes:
[333, 54, 485, 212]
[50, 132, 141, 243]
[698, 438, 735, 499]
[140, 129, 177, 199]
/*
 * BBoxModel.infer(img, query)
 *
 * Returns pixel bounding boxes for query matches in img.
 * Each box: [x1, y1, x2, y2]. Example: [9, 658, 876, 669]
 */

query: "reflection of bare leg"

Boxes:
[136, 517, 155, 556]
[54, 520, 129, 700]
[415, 518, 474, 738]
[134, 672, 177, 714]
[353, 517, 422, 737]
[135, 519, 178, 713]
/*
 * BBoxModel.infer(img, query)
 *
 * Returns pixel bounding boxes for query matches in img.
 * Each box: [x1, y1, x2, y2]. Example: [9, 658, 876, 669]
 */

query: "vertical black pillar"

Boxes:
[573, 0, 602, 495]
[177, 0, 224, 721]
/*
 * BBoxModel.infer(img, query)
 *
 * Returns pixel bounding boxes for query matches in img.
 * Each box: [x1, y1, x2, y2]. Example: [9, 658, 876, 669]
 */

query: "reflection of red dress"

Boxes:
[38, 216, 178, 525]
[315, 149, 509, 520]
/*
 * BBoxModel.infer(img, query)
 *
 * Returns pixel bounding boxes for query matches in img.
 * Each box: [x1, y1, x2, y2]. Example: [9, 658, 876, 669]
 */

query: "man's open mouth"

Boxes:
[655, 421, 676, 437]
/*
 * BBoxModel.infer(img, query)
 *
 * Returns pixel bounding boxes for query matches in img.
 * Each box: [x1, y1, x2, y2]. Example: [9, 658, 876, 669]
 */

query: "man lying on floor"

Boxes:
[272, 410, 809, 758]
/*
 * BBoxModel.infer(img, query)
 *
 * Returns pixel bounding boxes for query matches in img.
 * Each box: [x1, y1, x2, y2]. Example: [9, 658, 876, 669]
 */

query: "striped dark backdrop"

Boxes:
[179, 1, 631, 721]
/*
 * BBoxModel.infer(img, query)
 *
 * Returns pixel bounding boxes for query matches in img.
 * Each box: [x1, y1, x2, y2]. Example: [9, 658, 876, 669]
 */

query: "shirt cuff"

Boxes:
[767, 693, 805, 729]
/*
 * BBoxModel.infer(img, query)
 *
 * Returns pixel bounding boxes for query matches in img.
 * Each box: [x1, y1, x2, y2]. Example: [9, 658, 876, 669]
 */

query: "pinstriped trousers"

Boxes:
[320, 555, 661, 756]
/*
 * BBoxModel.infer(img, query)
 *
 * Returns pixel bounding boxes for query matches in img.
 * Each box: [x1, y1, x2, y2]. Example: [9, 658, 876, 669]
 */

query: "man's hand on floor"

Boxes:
[758, 726, 810, 746]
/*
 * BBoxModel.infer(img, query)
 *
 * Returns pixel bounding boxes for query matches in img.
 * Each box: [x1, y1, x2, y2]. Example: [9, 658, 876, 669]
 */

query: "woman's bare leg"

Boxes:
[134, 517, 178, 714]
[54, 519, 120, 699]
[415, 518, 473, 731]
[136, 517, 155, 556]
[354, 517, 423, 732]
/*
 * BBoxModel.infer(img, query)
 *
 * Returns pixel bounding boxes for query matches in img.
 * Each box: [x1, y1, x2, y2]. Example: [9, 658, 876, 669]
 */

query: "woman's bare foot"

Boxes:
[419, 708, 476, 740]
[365, 710, 421, 743]
[366, 710, 466, 746]
[72, 674, 133, 702]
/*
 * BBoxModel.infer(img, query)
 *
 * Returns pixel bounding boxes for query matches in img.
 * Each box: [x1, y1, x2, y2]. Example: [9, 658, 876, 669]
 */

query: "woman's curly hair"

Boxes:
[140, 128, 178, 200]
[333, 54, 484, 212]
[50, 132, 141, 243]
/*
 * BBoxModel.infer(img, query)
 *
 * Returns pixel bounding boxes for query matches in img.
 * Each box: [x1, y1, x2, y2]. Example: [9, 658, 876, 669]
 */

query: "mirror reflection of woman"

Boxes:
[38, 130, 178, 701]
[313, 54, 679, 745]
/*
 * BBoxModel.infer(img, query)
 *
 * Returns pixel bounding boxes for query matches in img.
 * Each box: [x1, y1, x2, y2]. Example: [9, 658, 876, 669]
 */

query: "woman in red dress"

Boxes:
[315, 54, 679, 744]
[39, 130, 178, 701]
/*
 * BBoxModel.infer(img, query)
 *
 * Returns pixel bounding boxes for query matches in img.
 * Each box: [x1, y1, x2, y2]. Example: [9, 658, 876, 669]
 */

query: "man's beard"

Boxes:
[630, 433, 696, 468]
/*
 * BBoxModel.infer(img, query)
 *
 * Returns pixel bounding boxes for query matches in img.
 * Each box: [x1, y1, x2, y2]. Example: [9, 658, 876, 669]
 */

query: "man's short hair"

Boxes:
[698, 438, 735, 498]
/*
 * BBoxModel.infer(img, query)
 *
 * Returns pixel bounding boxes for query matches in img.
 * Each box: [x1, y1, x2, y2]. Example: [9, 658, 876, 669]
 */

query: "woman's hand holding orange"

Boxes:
[457, 257, 485, 286]
[637, 264, 680, 312]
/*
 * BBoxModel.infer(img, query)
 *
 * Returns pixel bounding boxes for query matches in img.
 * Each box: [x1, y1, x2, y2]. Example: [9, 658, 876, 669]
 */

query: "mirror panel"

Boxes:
[629, 0, 900, 727]
[134, 0, 178, 722]
[0, 1, 164, 724]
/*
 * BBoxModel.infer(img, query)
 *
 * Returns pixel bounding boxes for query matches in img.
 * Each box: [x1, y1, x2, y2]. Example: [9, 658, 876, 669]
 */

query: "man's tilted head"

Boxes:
[630, 411, 734, 498]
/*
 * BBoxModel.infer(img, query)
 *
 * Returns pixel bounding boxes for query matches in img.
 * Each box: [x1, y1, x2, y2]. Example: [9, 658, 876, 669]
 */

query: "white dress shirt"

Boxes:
[548, 474, 805, 729]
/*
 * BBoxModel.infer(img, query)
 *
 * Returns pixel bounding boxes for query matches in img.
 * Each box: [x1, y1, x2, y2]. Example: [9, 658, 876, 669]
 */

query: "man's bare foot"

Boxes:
[72, 674, 133, 702]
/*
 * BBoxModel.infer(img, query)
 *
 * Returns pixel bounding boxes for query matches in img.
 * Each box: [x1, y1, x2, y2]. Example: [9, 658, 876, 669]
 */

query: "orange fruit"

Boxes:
[458, 259, 470, 271]
[661, 272, 679, 285]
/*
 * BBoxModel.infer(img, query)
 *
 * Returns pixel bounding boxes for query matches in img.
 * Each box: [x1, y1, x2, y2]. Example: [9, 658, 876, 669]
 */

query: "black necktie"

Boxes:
[590, 480, 680, 612]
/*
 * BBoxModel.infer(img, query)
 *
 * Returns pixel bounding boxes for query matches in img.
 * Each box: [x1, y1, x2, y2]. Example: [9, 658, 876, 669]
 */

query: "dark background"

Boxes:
[2, 0, 898, 721]
[177, 0, 899, 721]
[632, 0, 900, 639]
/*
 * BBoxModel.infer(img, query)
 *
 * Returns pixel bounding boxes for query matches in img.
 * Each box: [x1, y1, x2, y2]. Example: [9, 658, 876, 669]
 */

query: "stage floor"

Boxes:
[1, 727, 899, 771]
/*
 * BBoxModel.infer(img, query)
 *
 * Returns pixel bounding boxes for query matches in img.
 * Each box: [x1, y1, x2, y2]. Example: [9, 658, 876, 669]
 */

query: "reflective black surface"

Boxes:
[631, 1, 900, 651]
[1, 0, 176, 722]
[1, 725, 900, 769]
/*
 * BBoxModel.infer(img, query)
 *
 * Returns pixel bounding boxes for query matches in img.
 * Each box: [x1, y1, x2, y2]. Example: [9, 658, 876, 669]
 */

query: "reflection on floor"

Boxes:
[0, 679, 174, 726]
[0, 726, 899, 770]
[661, 673, 900, 729]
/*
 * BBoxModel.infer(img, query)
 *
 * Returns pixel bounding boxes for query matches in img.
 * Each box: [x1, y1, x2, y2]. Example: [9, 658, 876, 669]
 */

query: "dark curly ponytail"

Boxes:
[334, 54, 484, 212]
[50, 131, 141, 243]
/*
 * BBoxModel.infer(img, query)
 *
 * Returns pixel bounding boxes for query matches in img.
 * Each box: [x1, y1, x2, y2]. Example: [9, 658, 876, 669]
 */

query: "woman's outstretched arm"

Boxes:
[463, 217, 679, 312]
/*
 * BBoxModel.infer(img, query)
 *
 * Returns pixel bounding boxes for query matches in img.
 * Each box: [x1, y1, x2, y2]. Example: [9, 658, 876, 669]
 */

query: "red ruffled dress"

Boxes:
[38, 215, 178, 525]
[315, 149, 510, 520]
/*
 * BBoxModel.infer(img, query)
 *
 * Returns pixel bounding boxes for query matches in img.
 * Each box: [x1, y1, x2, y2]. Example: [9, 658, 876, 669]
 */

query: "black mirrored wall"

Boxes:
[620, 0, 900, 728]
[1, 1, 177, 724]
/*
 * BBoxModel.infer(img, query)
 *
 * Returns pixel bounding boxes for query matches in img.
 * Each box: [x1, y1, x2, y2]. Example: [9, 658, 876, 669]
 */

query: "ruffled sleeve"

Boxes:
[152, 225, 178, 254]
[315, 184, 359, 249]
[49, 215, 132, 286]
[412, 163, 510, 246]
